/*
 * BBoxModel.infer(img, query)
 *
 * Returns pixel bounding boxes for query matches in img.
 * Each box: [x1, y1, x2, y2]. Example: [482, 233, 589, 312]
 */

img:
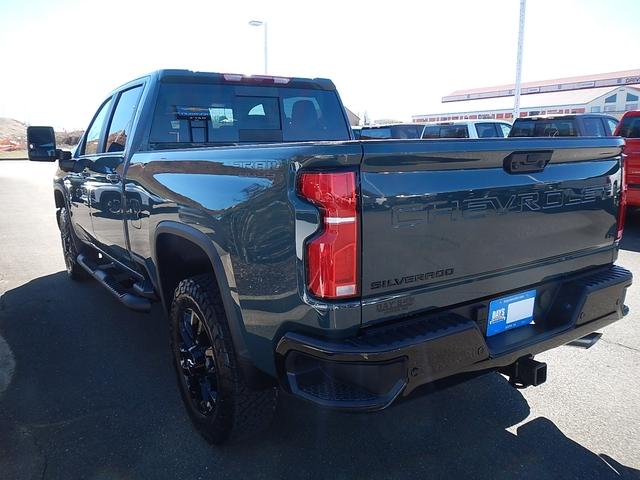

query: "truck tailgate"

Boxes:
[359, 137, 624, 325]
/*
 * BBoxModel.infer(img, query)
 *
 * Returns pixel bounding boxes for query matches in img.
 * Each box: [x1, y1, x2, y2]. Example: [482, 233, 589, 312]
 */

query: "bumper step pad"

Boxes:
[277, 265, 632, 411]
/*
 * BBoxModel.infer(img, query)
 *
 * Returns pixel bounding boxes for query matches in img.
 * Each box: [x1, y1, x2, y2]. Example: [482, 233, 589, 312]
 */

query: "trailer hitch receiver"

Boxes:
[500, 356, 547, 389]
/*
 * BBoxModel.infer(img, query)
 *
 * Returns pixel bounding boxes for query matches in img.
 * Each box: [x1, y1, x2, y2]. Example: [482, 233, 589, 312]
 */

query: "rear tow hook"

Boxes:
[500, 356, 547, 389]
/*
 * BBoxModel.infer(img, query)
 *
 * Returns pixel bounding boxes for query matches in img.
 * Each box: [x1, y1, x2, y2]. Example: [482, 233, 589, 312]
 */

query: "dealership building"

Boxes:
[412, 69, 640, 123]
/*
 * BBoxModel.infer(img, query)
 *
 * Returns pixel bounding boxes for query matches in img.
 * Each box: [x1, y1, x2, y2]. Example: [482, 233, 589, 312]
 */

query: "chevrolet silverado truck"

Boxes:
[27, 70, 632, 444]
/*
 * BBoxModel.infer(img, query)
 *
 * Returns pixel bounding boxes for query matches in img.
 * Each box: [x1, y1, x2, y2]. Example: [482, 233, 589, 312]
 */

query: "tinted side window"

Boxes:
[476, 123, 499, 138]
[618, 117, 640, 138]
[510, 120, 577, 137]
[499, 123, 511, 137]
[421, 126, 440, 138]
[360, 127, 392, 139]
[421, 125, 469, 138]
[105, 86, 143, 153]
[440, 125, 468, 138]
[582, 118, 606, 137]
[83, 98, 113, 155]
[390, 125, 424, 139]
[605, 118, 619, 135]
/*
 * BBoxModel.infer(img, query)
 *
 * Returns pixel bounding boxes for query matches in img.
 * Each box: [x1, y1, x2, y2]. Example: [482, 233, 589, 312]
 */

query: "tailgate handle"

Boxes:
[503, 150, 552, 174]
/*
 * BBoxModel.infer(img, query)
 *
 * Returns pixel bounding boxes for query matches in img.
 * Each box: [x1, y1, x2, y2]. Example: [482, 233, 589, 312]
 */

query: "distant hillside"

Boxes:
[0, 118, 27, 152]
[0, 118, 83, 155]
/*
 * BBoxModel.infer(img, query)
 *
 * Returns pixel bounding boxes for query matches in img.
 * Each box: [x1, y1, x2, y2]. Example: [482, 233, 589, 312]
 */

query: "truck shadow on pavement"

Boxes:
[0, 271, 638, 480]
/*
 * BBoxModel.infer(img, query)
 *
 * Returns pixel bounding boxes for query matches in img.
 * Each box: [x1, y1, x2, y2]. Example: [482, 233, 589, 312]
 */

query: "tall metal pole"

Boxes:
[513, 0, 527, 119]
[249, 20, 268, 75]
[263, 22, 268, 75]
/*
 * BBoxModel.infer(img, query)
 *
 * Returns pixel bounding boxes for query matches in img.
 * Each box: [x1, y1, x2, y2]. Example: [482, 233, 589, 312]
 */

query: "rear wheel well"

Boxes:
[155, 229, 277, 390]
[155, 233, 216, 310]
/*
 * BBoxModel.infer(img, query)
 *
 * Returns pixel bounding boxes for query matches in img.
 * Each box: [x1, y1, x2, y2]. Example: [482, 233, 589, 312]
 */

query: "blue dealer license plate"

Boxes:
[486, 289, 536, 337]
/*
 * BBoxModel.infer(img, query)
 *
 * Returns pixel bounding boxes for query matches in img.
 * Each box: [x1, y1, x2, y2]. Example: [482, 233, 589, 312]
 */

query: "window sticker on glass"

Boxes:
[176, 106, 210, 120]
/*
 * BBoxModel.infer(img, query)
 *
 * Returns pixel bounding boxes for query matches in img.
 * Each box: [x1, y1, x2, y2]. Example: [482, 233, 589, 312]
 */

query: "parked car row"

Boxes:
[354, 111, 640, 208]
[354, 113, 624, 140]
[354, 120, 513, 140]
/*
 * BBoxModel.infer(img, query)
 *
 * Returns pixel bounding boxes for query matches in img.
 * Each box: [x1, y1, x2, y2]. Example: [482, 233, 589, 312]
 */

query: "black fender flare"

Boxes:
[151, 221, 272, 387]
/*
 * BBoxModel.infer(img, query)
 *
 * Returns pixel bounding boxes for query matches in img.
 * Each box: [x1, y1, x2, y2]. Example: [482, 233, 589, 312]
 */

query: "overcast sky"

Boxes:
[0, 0, 638, 129]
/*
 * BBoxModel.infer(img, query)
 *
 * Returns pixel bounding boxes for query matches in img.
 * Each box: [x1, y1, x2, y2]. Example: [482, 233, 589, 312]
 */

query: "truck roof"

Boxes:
[110, 69, 339, 95]
[430, 119, 512, 126]
[157, 69, 337, 91]
[360, 123, 424, 128]
[514, 113, 618, 122]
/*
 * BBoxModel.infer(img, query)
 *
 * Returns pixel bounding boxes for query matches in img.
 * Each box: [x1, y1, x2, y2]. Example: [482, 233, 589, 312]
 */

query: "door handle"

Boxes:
[106, 173, 121, 183]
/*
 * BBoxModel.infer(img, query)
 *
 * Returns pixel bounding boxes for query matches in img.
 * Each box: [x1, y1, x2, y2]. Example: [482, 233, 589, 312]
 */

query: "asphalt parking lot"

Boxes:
[1, 160, 639, 479]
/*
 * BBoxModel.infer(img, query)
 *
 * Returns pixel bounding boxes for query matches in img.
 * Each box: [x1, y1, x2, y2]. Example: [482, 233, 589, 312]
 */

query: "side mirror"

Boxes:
[27, 126, 58, 162]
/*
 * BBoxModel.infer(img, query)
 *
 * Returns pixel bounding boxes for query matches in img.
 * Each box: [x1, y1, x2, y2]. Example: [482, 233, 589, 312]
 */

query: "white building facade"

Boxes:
[413, 70, 640, 123]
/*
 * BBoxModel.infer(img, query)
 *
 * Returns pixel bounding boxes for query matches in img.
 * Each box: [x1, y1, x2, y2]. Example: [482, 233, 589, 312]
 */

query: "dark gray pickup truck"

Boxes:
[27, 70, 632, 444]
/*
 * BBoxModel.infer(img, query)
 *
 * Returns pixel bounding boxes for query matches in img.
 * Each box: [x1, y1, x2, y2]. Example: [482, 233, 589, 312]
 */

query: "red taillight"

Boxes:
[299, 171, 358, 299]
[617, 154, 627, 241]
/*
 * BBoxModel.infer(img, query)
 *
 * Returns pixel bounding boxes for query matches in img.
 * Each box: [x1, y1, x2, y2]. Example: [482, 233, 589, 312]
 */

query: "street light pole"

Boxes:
[513, 0, 527, 119]
[249, 20, 268, 74]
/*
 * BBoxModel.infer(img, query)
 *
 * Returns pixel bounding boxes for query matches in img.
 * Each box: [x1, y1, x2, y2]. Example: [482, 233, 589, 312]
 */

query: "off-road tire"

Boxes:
[58, 207, 89, 280]
[169, 274, 278, 444]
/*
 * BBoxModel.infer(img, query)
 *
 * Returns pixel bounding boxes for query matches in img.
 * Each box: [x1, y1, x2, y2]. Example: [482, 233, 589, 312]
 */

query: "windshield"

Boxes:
[149, 83, 350, 147]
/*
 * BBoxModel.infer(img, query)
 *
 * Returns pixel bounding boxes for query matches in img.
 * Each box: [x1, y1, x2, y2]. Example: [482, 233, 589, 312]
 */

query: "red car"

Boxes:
[615, 111, 640, 207]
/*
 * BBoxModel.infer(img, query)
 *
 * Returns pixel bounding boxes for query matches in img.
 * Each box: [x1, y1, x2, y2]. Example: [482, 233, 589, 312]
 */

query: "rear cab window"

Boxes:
[149, 82, 350, 148]
[582, 117, 606, 137]
[360, 127, 391, 139]
[617, 116, 640, 138]
[475, 123, 501, 138]
[359, 125, 424, 139]
[422, 124, 469, 138]
[509, 119, 578, 137]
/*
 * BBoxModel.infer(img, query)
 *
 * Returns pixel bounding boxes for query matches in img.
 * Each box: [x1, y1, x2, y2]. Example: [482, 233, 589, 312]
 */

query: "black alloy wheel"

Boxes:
[177, 306, 219, 416]
[169, 274, 278, 444]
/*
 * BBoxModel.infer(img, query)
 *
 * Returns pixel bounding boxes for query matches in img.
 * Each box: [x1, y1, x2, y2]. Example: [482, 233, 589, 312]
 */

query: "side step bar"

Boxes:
[77, 254, 151, 312]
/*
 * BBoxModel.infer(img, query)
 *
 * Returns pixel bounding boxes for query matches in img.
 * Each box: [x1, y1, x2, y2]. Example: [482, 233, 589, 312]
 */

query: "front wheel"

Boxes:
[58, 207, 88, 280]
[169, 274, 277, 444]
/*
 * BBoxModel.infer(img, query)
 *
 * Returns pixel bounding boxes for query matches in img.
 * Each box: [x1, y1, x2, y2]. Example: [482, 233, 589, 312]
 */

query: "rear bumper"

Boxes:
[276, 265, 632, 411]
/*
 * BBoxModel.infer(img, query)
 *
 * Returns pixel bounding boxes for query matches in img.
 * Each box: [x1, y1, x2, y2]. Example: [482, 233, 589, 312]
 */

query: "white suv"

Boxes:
[421, 120, 512, 139]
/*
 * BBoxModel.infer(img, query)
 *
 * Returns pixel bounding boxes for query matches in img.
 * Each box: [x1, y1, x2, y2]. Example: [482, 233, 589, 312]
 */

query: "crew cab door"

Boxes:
[88, 85, 144, 264]
[67, 96, 114, 243]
